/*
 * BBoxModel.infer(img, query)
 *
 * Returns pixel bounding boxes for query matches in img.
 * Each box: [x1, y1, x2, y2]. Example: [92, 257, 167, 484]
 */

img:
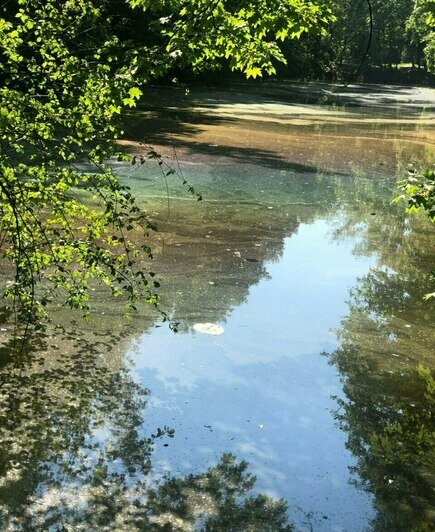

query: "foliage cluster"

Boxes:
[395, 168, 435, 299]
[397, 169, 435, 223]
[0, 0, 332, 328]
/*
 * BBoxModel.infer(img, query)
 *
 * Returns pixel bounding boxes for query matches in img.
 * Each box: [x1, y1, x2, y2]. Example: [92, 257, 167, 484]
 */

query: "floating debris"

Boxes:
[193, 323, 224, 335]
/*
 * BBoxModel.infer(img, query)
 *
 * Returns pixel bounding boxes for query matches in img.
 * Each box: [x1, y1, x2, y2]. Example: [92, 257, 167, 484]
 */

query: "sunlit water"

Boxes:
[1, 82, 434, 531]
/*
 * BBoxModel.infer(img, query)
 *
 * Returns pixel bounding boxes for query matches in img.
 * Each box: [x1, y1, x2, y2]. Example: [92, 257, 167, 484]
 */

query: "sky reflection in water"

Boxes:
[130, 218, 378, 530]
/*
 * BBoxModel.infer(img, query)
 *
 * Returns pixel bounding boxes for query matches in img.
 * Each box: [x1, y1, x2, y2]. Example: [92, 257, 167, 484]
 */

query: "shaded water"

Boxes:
[0, 82, 434, 530]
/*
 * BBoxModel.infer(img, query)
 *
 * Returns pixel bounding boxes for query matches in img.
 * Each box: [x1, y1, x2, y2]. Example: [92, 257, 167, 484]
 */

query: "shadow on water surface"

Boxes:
[134, 81, 435, 112]
[122, 110, 332, 177]
[120, 83, 435, 181]
[123, 130, 337, 177]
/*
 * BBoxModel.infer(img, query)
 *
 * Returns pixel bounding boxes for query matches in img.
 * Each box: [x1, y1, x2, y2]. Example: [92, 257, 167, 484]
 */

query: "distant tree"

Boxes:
[406, 0, 435, 70]
[423, 0, 435, 70]
[293, 0, 416, 80]
[368, 0, 412, 68]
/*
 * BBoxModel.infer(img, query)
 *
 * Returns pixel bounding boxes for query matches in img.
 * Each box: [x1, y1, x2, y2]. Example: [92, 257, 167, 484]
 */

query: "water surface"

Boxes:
[0, 82, 434, 531]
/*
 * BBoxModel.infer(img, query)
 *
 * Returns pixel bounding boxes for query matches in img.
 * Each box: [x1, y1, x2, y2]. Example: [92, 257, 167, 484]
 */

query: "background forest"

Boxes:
[279, 0, 435, 82]
[167, 0, 435, 83]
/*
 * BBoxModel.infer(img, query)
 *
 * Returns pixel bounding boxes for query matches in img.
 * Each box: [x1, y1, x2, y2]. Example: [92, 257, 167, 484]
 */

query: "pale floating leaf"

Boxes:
[193, 323, 224, 336]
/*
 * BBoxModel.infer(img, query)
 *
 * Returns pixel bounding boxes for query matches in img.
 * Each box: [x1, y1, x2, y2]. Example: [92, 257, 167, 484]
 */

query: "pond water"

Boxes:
[0, 82, 434, 531]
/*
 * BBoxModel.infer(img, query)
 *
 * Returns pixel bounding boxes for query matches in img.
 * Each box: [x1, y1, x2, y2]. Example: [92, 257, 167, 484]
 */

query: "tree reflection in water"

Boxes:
[329, 210, 435, 531]
[0, 331, 291, 531]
